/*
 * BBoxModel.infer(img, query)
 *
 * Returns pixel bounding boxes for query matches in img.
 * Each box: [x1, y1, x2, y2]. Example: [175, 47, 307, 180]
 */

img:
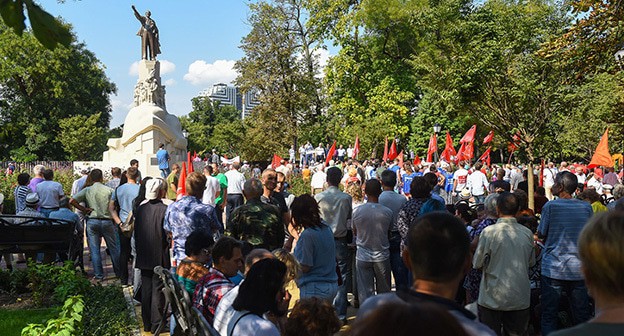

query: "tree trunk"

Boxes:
[526, 146, 535, 211]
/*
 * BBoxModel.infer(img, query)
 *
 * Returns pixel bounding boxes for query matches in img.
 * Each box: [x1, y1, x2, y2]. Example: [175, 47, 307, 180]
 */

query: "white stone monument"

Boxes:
[102, 60, 187, 177]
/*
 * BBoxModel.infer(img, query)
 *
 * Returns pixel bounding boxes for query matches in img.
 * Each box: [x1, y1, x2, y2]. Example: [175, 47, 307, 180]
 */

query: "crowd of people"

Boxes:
[1, 151, 624, 336]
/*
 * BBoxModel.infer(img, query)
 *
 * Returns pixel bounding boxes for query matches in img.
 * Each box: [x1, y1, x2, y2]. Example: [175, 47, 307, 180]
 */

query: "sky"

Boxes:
[37, 0, 259, 127]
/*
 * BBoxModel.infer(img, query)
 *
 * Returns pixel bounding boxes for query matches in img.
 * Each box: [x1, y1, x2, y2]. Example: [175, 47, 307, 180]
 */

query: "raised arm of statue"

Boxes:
[132, 5, 144, 22]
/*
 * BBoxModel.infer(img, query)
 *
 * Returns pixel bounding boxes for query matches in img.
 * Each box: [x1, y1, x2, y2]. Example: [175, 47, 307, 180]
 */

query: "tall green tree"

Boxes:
[0, 21, 116, 161]
[235, 0, 325, 159]
[58, 112, 107, 161]
[179, 96, 241, 156]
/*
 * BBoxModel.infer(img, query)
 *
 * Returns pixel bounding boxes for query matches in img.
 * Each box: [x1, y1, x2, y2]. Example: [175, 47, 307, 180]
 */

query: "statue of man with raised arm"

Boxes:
[132, 5, 161, 60]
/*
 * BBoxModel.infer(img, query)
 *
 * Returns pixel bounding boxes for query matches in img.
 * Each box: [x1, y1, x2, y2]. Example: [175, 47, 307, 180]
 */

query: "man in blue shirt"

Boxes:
[156, 143, 170, 178]
[537, 171, 593, 335]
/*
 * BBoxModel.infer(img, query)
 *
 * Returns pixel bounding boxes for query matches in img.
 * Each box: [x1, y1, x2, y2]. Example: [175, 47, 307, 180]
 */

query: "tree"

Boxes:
[0, 0, 71, 49]
[0, 20, 116, 160]
[235, 0, 325, 157]
[58, 112, 107, 160]
[179, 96, 240, 156]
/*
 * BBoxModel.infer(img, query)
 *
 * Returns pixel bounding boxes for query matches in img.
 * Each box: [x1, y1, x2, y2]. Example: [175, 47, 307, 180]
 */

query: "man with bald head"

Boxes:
[227, 178, 284, 251]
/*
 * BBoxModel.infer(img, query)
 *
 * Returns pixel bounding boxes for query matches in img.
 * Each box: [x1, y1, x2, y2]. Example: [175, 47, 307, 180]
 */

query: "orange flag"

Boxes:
[426, 134, 438, 162]
[187, 151, 194, 173]
[460, 125, 477, 143]
[398, 150, 404, 168]
[353, 135, 360, 159]
[176, 162, 187, 200]
[478, 147, 492, 166]
[382, 137, 389, 161]
[483, 130, 494, 145]
[588, 128, 613, 168]
[441, 132, 456, 162]
[325, 141, 337, 166]
[413, 154, 421, 166]
[271, 154, 282, 169]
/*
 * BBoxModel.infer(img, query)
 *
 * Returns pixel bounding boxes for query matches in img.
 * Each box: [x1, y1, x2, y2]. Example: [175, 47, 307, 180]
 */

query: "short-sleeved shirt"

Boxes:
[353, 203, 393, 262]
[72, 182, 113, 218]
[293, 224, 337, 287]
[166, 172, 178, 200]
[213, 173, 228, 206]
[112, 183, 140, 222]
[227, 199, 284, 251]
[397, 197, 446, 247]
[224, 170, 245, 195]
[453, 169, 469, 191]
[202, 175, 221, 206]
[401, 173, 417, 195]
[164, 196, 221, 262]
[473, 217, 535, 310]
[36, 180, 65, 208]
[537, 198, 592, 280]
[175, 259, 210, 295]
[314, 186, 352, 238]
[156, 149, 170, 169]
[28, 177, 44, 193]
[378, 191, 408, 232]
[14, 185, 31, 213]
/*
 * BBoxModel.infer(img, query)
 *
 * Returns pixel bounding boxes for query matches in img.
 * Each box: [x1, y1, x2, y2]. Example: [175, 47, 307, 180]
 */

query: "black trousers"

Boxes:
[141, 269, 166, 333]
[117, 226, 132, 285]
[226, 194, 245, 225]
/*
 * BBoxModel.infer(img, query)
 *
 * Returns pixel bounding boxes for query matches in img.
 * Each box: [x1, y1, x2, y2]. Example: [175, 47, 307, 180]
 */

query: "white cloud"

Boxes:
[183, 59, 237, 86]
[160, 60, 176, 74]
[315, 48, 331, 69]
[129, 59, 176, 76]
[164, 78, 177, 86]
[110, 98, 126, 110]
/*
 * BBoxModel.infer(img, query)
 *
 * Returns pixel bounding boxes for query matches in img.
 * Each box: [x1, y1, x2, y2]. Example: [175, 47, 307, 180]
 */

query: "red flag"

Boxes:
[483, 130, 494, 145]
[588, 128, 613, 168]
[193, 151, 198, 160]
[382, 137, 389, 161]
[426, 134, 438, 162]
[539, 159, 545, 187]
[413, 154, 421, 166]
[478, 147, 492, 166]
[441, 132, 457, 162]
[176, 162, 187, 200]
[187, 151, 194, 173]
[460, 125, 477, 144]
[463, 142, 474, 160]
[455, 142, 466, 163]
[388, 139, 398, 160]
[353, 135, 360, 159]
[325, 141, 337, 166]
[398, 150, 404, 168]
[271, 154, 282, 169]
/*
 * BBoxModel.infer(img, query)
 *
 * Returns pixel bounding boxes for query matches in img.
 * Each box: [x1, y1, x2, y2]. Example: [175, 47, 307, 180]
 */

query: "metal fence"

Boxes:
[0, 161, 74, 173]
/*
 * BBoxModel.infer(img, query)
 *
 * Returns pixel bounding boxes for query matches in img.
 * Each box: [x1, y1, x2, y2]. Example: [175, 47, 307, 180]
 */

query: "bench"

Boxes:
[0, 215, 80, 264]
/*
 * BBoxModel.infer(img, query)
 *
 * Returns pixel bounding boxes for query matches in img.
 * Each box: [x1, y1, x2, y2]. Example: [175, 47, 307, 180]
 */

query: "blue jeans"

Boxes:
[541, 276, 591, 335]
[333, 238, 353, 319]
[86, 218, 121, 279]
[160, 168, 170, 178]
[473, 194, 486, 204]
[300, 281, 338, 302]
[389, 231, 409, 290]
[356, 259, 391, 304]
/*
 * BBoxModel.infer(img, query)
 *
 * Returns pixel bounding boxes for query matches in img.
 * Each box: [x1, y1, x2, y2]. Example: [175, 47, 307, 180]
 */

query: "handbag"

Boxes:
[119, 210, 134, 237]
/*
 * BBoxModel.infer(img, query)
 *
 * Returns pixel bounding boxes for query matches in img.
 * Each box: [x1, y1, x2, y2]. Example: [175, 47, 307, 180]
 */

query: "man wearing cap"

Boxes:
[70, 169, 121, 282]
[109, 167, 140, 286]
[36, 169, 65, 217]
[134, 178, 170, 333]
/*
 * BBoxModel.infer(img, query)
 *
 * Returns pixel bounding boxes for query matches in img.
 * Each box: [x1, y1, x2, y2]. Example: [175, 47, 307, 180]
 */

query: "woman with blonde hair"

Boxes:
[551, 211, 624, 335]
[273, 248, 302, 310]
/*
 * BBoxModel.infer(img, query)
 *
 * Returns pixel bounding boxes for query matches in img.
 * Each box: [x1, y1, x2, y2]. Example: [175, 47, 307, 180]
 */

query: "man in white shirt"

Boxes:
[467, 162, 489, 204]
[202, 165, 221, 207]
[36, 169, 65, 217]
[337, 145, 346, 162]
[310, 165, 326, 195]
[542, 162, 557, 200]
[346, 145, 354, 159]
[452, 163, 469, 203]
[224, 162, 246, 224]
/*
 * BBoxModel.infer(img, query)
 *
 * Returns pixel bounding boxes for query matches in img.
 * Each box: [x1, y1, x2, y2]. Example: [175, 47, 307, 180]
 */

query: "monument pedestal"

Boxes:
[103, 60, 187, 177]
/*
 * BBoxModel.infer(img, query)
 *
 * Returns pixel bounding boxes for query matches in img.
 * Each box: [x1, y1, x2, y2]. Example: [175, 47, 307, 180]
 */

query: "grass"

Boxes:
[0, 307, 60, 336]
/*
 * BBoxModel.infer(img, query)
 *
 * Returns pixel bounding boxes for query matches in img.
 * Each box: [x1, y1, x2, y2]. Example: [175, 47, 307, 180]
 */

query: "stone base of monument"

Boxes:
[102, 59, 187, 178]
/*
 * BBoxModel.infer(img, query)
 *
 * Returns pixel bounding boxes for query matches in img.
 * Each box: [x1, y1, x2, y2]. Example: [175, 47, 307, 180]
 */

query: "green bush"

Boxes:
[289, 176, 310, 196]
[21, 295, 84, 336]
[0, 268, 32, 294]
[82, 285, 137, 336]
[27, 262, 90, 307]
